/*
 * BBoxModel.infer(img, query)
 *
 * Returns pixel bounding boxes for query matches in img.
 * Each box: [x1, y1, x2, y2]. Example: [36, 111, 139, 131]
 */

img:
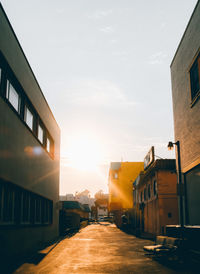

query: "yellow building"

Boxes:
[109, 162, 144, 212]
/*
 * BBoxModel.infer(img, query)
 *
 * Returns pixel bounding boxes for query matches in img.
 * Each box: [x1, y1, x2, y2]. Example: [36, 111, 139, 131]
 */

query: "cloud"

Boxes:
[99, 26, 114, 34]
[64, 79, 136, 108]
[112, 50, 128, 57]
[148, 51, 167, 65]
[88, 10, 113, 20]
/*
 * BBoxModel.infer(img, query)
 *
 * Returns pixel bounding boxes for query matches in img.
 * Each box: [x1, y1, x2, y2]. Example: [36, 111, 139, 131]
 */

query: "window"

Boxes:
[148, 184, 151, 199]
[43, 200, 50, 223]
[6, 80, 21, 113]
[114, 173, 118, 179]
[140, 191, 143, 202]
[153, 180, 157, 196]
[21, 191, 30, 223]
[24, 106, 33, 130]
[0, 183, 3, 221]
[38, 125, 44, 144]
[35, 197, 42, 224]
[46, 137, 50, 153]
[144, 188, 146, 201]
[2, 184, 15, 223]
[0, 180, 53, 226]
[1, 55, 55, 159]
[190, 53, 200, 101]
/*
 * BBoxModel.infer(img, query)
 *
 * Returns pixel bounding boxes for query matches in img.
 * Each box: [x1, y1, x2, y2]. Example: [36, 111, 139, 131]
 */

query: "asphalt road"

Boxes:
[12, 223, 197, 273]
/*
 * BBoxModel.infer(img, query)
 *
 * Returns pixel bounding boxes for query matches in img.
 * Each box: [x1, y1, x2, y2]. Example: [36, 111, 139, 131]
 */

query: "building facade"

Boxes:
[133, 160, 178, 237]
[108, 162, 144, 227]
[0, 4, 60, 259]
[170, 0, 200, 225]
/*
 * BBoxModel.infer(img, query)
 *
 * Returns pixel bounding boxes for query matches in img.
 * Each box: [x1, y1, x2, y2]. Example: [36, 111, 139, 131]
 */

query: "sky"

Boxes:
[1, 0, 198, 196]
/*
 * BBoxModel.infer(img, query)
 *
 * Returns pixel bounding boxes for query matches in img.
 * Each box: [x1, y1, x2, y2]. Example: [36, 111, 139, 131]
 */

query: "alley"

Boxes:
[9, 223, 194, 274]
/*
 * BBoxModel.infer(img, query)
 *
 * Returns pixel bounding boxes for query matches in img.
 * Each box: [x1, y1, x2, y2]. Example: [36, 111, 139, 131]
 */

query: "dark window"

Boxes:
[21, 191, 30, 223]
[0, 180, 53, 226]
[148, 184, 151, 199]
[0, 183, 3, 221]
[144, 188, 146, 201]
[153, 180, 157, 196]
[35, 197, 42, 224]
[190, 53, 200, 101]
[168, 212, 172, 218]
[140, 191, 143, 202]
[42, 200, 50, 223]
[2, 184, 15, 223]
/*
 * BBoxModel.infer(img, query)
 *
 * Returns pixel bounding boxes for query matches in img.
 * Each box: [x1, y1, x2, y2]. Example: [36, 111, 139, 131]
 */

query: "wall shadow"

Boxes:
[1, 228, 80, 274]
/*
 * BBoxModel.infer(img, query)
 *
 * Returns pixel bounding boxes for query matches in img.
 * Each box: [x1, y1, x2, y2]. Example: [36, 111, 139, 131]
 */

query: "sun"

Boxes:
[66, 134, 104, 172]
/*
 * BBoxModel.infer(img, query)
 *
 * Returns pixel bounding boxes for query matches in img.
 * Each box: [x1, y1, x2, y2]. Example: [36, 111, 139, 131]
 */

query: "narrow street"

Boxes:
[10, 223, 195, 274]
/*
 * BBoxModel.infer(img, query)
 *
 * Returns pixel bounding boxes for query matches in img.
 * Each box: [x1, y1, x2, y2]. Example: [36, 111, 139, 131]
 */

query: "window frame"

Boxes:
[189, 49, 200, 106]
[148, 184, 151, 199]
[21, 191, 31, 224]
[24, 105, 34, 131]
[153, 180, 157, 197]
[38, 124, 44, 144]
[0, 184, 15, 225]
[6, 80, 21, 113]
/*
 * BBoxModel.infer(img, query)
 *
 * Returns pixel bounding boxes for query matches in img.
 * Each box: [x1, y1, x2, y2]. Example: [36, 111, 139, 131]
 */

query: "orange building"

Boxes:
[108, 162, 144, 227]
[133, 159, 178, 237]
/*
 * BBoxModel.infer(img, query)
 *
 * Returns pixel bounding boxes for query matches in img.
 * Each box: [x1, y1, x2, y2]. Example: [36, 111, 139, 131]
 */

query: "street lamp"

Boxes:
[168, 141, 184, 229]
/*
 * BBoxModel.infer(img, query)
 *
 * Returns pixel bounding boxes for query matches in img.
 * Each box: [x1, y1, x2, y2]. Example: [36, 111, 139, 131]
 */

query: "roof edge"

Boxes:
[170, 0, 200, 68]
[0, 3, 60, 130]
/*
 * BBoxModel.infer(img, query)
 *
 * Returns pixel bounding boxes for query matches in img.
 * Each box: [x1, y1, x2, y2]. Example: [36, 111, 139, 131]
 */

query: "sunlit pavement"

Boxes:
[12, 223, 196, 274]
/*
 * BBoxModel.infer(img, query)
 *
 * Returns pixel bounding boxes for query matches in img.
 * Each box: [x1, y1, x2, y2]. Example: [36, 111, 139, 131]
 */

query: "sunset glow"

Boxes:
[66, 134, 104, 172]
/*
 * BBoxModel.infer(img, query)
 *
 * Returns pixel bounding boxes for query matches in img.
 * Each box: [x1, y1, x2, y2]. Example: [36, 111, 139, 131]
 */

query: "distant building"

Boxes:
[75, 190, 95, 209]
[170, 0, 200, 225]
[0, 4, 60, 259]
[59, 194, 75, 201]
[133, 159, 178, 237]
[108, 161, 144, 227]
[59, 201, 90, 234]
[94, 194, 109, 220]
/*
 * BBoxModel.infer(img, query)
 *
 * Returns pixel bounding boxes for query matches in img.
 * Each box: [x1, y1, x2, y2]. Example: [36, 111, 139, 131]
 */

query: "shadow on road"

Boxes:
[1, 228, 80, 274]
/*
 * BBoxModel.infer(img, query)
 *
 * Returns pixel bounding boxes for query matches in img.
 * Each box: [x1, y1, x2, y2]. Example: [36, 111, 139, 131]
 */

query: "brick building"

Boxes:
[170, 0, 200, 225]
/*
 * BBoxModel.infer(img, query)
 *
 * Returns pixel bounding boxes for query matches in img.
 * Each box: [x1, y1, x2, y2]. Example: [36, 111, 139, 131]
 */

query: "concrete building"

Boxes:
[170, 0, 200, 226]
[0, 4, 60, 259]
[133, 159, 178, 237]
[108, 162, 144, 227]
[59, 194, 75, 201]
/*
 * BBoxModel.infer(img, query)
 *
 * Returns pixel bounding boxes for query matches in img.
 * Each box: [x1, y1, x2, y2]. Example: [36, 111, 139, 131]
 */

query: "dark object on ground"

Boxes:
[144, 236, 182, 259]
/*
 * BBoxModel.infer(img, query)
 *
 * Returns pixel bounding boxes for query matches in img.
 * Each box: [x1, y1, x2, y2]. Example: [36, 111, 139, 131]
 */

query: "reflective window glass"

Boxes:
[38, 125, 44, 144]
[47, 138, 50, 153]
[6, 81, 20, 112]
[25, 106, 33, 130]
